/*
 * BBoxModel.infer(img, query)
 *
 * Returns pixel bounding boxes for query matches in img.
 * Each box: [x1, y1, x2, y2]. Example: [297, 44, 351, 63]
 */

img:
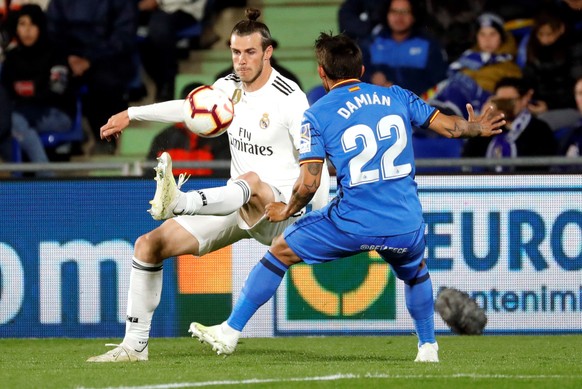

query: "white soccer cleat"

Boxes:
[414, 342, 439, 363]
[148, 152, 190, 220]
[86, 343, 148, 362]
[188, 322, 239, 356]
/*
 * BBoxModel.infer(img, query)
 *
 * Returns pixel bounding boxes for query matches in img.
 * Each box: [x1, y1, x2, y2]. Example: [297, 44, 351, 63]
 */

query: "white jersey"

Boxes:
[128, 68, 330, 209]
[212, 69, 306, 198]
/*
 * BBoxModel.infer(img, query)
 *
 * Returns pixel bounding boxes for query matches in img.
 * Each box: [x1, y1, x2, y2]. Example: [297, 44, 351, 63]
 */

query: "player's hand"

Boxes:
[100, 110, 130, 141]
[265, 201, 289, 222]
[466, 103, 505, 137]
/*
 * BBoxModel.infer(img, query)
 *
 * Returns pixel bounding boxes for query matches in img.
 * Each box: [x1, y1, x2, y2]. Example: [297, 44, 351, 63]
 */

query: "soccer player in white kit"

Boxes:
[87, 8, 329, 362]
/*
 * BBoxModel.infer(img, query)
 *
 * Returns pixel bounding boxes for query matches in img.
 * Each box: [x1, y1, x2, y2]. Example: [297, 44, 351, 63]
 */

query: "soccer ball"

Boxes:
[183, 85, 234, 138]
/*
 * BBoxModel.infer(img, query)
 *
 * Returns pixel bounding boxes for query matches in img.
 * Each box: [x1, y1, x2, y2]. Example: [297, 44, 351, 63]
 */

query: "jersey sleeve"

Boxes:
[286, 90, 310, 151]
[128, 100, 185, 123]
[299, 109, 330, 211]
[393, 85, 438, 128]
[298, 110, 326, 163]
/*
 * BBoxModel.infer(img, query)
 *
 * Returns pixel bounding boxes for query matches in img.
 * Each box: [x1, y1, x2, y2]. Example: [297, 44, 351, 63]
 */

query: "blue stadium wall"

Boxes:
[0, 175, 581, 338]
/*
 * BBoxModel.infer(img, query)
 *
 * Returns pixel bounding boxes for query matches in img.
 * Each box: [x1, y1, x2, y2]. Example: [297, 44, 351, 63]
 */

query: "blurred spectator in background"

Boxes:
[1, 0, 49, 11]
[0, 83, 11, 162]
[449, 13, 522, 93]
[366, 0, 447, 96]
[519, 5, 576, 114]
[1, 4, 74, 167]
[482, 0, 548, 23]
[0, 1, 9, 162]
[214, 38, 302, 89]
[46, 0, 138, 155]
[462, 76, 557, 170]
[556, 0, 582, 81]
[428, 13, 522, 118]
[0, 0, 13, 62]
[137, 0, 217, 102]
[0, 0, 51, 59]
[425, 0, 485, 62]
[146, 81, 230, 177]
[560, 76, 582, 156]
[338, 0, 388, 43]
[539, 76, 582, 156]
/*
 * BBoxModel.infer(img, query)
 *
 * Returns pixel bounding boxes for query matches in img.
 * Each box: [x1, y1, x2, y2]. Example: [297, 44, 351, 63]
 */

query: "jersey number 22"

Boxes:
[342, 114, 412, 187]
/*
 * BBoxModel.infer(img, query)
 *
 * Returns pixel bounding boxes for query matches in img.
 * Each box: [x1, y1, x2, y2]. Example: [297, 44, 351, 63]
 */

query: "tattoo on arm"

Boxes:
[444, 120, 482, 138]
[302, 180, 319, 194]
[307, 163, 322, 176]
[285, 162, 321, 216]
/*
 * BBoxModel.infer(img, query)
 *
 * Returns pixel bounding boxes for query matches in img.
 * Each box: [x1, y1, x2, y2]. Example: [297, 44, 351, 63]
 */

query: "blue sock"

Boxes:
[227, 251, 288, 331]
[404, 266, 436, 345]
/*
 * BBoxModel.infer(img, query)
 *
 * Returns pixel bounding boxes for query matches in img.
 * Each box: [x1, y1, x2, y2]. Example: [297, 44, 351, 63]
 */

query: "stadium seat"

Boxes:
[11, 86, 86, 163]
[412, 132, 464, 173]
[39, 87, 86, 150]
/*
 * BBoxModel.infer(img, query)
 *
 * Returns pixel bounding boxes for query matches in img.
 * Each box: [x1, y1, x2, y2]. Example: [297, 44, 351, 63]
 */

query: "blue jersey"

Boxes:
[299, 81, 438, 236]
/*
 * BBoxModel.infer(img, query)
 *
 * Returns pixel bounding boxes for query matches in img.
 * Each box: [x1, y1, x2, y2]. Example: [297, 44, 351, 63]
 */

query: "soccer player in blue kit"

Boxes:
[190, 32, 506, 362]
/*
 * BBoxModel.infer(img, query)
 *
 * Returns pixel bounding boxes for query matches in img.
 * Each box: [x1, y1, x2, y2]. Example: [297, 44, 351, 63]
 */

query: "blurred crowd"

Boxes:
[1, 0, 582, 173]
[338, 0, 582, 169]
[0, 0, 239, 168]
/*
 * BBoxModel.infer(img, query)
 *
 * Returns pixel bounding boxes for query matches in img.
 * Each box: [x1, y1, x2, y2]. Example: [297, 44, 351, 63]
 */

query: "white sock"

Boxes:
[175, 180, 251, 216]
[123, 257, 163, 352]
[221, 321, 241, 339]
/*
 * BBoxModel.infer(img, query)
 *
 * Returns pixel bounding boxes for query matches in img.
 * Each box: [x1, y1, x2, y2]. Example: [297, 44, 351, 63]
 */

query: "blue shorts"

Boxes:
[283, 209, 426, 269]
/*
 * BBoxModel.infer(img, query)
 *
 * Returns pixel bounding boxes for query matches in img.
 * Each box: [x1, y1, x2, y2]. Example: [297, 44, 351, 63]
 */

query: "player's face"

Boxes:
[230, 33, 271, 86]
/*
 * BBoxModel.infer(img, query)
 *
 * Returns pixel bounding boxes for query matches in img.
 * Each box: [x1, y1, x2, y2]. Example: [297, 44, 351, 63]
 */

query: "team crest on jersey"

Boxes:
[231, 89, 242, 104]
[259, 113, 270, 129]
[299, 123, 311, 153]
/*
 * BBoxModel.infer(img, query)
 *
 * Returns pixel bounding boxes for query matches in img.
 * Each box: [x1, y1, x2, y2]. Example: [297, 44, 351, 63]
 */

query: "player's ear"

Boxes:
[360, 65, 365, 78]
[264, 45, 273, 61]
[317, 65, 326, 79]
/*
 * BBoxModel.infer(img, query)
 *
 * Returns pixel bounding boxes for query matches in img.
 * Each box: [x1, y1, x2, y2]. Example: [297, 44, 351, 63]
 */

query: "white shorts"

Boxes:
[174, 184, 300, 256]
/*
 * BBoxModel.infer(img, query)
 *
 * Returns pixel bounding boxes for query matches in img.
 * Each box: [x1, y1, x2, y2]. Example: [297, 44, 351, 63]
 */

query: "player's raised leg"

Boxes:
[148, 152, 271, 222]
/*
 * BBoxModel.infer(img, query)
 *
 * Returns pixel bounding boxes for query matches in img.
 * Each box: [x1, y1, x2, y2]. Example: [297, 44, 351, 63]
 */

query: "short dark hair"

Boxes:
[495, 77, 532, 97]
[314, 32, 362, 80]
[231, 8, 273, 50]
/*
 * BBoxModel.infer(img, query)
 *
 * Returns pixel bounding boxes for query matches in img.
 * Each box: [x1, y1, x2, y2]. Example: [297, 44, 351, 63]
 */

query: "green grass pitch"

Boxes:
[2, 335, 581, 388]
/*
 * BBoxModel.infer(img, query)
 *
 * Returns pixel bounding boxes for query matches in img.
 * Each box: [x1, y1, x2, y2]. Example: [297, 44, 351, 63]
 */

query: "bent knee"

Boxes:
[270, 235, 300, 266]
[134, 231, 165, 263]
[235, 171, 261, 189]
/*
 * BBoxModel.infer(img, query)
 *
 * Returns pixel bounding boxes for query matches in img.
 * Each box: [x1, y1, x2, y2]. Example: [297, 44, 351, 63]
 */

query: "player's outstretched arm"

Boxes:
[429, 103, 506, 139]
[266, 161, 323, 222]
[100, 100, 186, 141]
[100, 110, 130, 141]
